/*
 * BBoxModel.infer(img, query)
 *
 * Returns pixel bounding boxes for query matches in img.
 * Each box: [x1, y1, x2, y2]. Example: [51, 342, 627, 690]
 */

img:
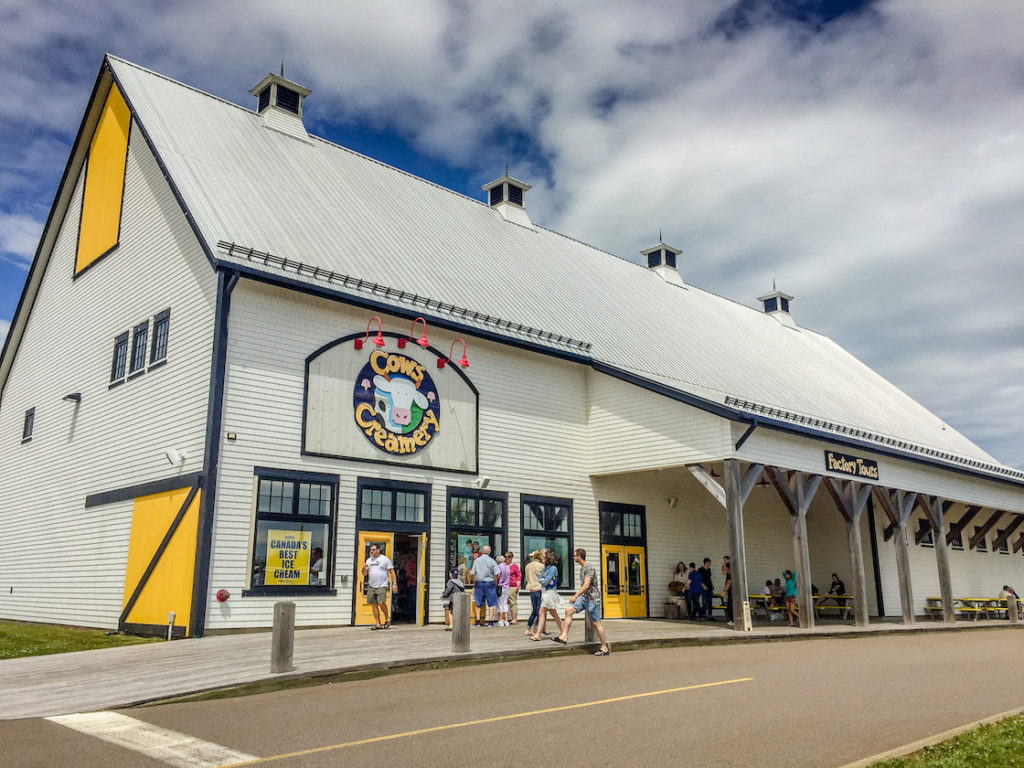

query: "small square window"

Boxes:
[507, 184, 523, 206]
[129, 321, 148, 376]
[764, 297, 778, 313]
[996, 529, 1009, 555]
[489, 186, 503, 206]
[22, 408, 35, 442]
[974, 526, 987, 553]
[276, 86, 300, 114]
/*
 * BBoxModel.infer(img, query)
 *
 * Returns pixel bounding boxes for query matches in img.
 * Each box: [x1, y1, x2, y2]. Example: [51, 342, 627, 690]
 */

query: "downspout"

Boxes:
[190, 268, 239, 637]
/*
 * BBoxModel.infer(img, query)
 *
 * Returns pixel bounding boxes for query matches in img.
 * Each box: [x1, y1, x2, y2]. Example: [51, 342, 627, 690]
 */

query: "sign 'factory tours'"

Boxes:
[825, 450, 880, 480]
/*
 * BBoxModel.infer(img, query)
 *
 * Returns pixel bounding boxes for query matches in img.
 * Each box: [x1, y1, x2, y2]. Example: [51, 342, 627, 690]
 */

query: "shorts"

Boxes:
[442, 600, 452, 611]
[497, 592, 509, 613]
[570, 596, 602, 622]
[367, 585, 389, 604]
[474, 580, 498, 608]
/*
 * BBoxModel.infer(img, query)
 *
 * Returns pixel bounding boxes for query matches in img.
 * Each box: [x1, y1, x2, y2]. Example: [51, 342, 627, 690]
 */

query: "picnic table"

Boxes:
[924, 596, 1024, 621]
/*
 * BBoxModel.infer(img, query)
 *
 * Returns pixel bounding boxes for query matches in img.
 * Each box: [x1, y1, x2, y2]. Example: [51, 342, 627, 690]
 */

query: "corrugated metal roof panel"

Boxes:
[108, 56, 1017, 478]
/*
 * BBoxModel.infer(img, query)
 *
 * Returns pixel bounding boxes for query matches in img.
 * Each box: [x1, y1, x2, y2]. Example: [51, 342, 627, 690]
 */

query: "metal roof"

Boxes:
[107, 56, 1021, 481]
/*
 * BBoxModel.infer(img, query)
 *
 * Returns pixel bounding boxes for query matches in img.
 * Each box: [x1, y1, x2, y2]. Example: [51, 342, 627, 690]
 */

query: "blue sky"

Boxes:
[1, 0, 1022, 469]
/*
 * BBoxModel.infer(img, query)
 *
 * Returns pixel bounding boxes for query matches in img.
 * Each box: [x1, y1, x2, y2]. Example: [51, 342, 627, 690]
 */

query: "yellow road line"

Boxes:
[222, 676, 753, 766]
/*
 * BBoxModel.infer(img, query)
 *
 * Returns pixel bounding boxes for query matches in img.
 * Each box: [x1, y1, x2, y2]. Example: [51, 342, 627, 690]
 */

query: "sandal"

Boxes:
[529, 636, 541, 641]
[552, 637, 567, 644]
[371, 625, 383, 630]
[383, 622, 391, 629]
[594, 648, 609, 656]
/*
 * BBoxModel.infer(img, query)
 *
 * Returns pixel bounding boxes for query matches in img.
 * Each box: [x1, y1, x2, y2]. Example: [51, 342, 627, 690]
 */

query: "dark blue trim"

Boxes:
[85, 472, 204, 508]
[356, 476, 432, 533]
[301, 330, 479, 474]
[734, 419, 758, 450]
[106, 59, 218, 272]
[520, 494, 575, 589]
[191, 268, 237, 637]
[445, 485, 509, 590]
[253, 465, 340, 485]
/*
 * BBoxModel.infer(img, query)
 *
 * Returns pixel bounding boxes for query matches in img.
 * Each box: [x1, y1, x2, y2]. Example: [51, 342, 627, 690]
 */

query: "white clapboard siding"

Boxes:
[586, 370, 732, 476]
[0, 122, 216, 628]
[736, 424, 1023, 513]
[208, 281, 595, 629]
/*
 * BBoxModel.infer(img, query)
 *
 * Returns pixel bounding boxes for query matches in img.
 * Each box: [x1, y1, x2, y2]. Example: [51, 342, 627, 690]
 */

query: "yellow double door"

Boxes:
[601, 545, 647, 619]
[355, 531, 427, 626]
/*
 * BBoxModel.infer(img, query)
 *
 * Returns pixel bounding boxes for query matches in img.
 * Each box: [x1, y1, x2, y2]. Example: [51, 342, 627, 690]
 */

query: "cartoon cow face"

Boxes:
[373, 374, 429, 433]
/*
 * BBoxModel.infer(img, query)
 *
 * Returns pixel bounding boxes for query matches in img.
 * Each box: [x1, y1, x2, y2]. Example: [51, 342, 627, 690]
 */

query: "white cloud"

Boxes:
[0, 213, 42, 268]
[0, 0, 1021, 468]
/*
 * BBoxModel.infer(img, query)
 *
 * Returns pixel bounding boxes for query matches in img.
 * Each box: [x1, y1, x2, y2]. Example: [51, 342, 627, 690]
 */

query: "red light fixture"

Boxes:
[398, 317, 429, 349]
[216, 589, 230, 602]
[438, 338, 469, 369]
[354, 315, 385, 350]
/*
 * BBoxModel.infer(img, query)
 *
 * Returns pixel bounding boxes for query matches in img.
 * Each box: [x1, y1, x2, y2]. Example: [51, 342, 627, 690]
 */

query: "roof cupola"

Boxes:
[757, 282, 797, 327]
[641, 235, 685, 287]
[249, 68, 311, 142]
[482, 167, 533, 227]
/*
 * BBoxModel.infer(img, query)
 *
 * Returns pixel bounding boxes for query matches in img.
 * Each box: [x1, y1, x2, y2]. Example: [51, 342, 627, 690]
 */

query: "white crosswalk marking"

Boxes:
[45, 711, 257, 768]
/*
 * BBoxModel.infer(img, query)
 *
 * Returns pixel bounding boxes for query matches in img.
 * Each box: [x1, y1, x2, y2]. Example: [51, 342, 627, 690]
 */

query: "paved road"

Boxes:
[7, 629, 1023, 767]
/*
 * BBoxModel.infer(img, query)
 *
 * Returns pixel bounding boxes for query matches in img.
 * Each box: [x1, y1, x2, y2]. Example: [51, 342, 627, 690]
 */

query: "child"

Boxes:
[441, 566, 465, 630]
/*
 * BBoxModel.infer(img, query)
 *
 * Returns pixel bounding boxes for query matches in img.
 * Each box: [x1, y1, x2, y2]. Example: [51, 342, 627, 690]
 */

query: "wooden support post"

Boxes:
[767, 468, 821, 630]
[585, 614, 598, 643]
[270, 601, 295, 674]
[1013, 533, 1024, 554]
[724, 459, 763, 632]
[875, 488, 917, 624]
[824, 477, 872, 627]
[451, 592, 471, 653]
[1008, 596, 1020, 624]
[919, 496, 954, 623]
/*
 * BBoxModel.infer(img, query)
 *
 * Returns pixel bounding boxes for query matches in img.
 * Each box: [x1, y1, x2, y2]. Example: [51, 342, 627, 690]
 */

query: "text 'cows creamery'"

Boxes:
[352, 351, 441, 456]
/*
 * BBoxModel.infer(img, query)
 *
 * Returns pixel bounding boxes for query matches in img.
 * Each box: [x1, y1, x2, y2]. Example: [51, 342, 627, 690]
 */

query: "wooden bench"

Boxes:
[925, 597, 1023, 621]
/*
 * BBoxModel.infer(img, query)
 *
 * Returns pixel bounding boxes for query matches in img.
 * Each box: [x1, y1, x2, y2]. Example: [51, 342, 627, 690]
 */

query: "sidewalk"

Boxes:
[1, 617, 1015, 720]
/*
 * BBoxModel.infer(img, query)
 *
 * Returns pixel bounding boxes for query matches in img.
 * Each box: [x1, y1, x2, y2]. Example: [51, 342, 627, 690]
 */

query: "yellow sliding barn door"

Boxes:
[121, 486, 201, 636]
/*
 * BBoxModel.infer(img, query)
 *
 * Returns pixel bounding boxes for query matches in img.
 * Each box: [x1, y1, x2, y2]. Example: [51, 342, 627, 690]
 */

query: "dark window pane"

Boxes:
[129, 321, 148, 374]
[251, 519, 329, 587]
[151, 310, 170, 364]
[481, 499, 503, 528]
[22, 408, 34, 441]
[258, 87, 270, 113]
[764, 297, 778, 313]
[395, 491, 424, 522]
[780, 297, 790, 312]
[489, 186, 502, 206]
[665, 250, 676, 269]
[508, 184, 523, 206]
[111, 332, 129, 382]
[647, 251, 660, 268]
[450, 497, 475, 526]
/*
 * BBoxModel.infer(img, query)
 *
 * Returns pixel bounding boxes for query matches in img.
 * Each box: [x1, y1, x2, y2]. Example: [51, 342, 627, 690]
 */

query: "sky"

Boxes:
[0, 0, 1021, 469]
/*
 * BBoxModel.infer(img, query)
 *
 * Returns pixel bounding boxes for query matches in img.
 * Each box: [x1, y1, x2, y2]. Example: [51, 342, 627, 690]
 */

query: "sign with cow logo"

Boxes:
[304, 327, 479, 473]
[353, 351, 440, 455]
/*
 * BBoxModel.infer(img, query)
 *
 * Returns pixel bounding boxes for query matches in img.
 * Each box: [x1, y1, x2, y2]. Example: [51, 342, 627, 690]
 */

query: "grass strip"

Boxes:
[0, 621, 159, 660]
[873, 715, 1024, 767]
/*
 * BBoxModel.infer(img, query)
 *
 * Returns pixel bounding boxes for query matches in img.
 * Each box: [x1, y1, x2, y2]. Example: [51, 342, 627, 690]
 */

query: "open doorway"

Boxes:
[392, 533, 427, 625]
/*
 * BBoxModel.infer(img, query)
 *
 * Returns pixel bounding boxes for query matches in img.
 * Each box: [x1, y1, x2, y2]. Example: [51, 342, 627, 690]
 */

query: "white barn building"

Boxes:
[1, 56, 1022, 637]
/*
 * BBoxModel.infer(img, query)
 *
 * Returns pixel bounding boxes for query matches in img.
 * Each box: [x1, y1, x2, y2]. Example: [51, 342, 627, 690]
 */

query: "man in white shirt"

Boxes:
[362, 543, 397, 629]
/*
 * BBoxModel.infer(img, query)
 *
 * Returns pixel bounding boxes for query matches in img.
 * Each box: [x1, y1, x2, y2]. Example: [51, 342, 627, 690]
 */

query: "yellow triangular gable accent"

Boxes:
[76, 84, 130, 273]
[122, 487, 200, 634]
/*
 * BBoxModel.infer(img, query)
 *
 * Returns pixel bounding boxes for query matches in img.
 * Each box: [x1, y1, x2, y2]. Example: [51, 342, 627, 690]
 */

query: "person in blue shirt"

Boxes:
[529, 548, 564, 640]
[784, 569, 798, 626]
[686, 562, 704, 620]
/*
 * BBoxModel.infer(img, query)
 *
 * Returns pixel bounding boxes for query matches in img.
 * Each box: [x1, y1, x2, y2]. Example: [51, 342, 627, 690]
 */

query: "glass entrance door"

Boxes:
[355, 531, 394, 626]
[602, 545, 624, 619]
[624, 545, 647, 617]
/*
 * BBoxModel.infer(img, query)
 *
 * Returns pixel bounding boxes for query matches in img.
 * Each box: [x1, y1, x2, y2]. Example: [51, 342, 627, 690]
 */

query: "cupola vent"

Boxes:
[641, 236, 685, 287]
[757, 283, 797, 327]
[250, 70, 312, 142]
[482, 169, 533, 228]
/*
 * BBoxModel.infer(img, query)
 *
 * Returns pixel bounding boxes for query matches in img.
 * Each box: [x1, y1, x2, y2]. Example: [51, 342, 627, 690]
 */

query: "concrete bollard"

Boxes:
[270, 601, 295, 674]
[584, 614, 598, 644]
[452, 592, 471, 653]
[1008, 596, 1020, 624]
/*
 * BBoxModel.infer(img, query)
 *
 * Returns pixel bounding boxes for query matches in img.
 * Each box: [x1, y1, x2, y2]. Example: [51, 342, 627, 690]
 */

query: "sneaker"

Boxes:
[445, 625, 453, 631]
[727, 620, 734, 626]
